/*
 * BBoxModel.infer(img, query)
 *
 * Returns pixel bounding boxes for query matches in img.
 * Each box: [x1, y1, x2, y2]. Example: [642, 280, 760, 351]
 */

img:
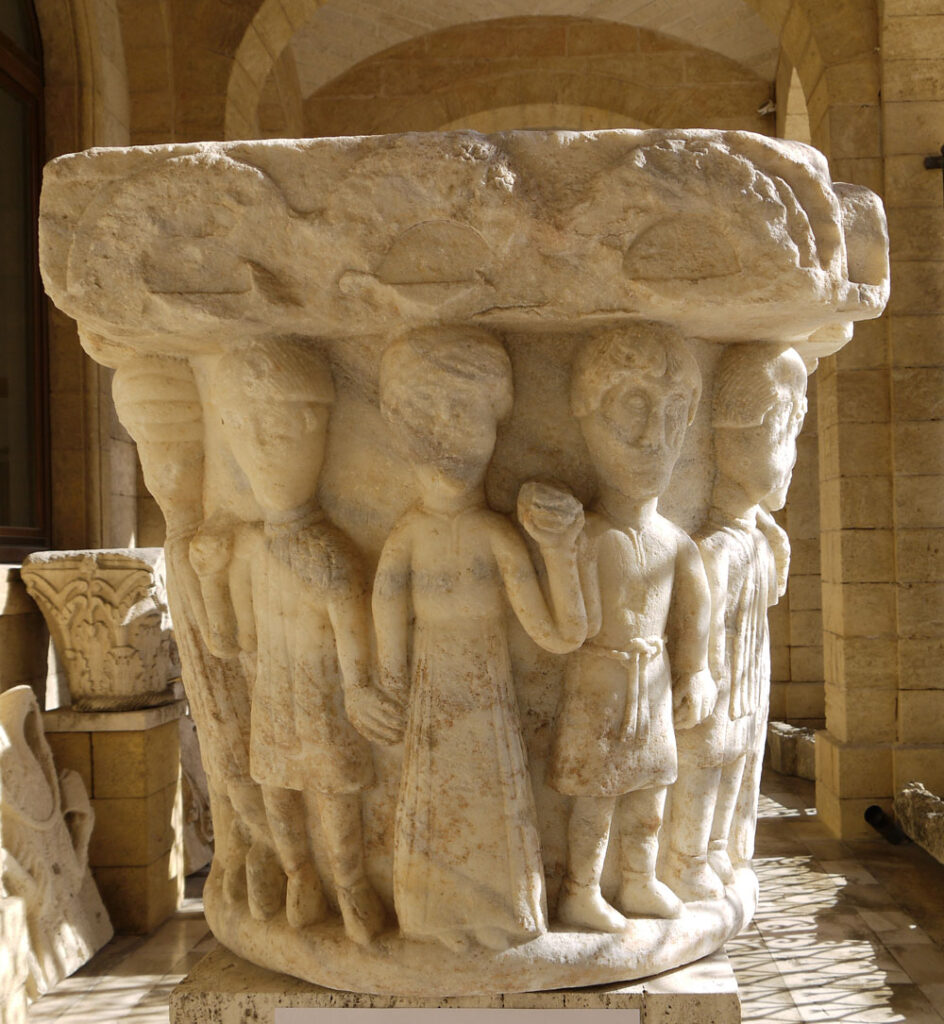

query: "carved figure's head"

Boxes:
[572, 321, 701, 500]
[380, 326, 513, 488]
[113, 358, 204, 517]
[712, 344, 807, 511]
[212, 340, 335, 514]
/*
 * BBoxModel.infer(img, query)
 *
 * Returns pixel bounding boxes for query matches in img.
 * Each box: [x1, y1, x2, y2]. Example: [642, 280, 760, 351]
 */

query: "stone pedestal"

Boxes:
[44, 701, 187, 933]
[171, 946, 740, 1023]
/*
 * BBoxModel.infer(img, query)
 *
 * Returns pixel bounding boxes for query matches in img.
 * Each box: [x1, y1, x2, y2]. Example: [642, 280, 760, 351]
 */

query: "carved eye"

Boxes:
[604, 389, 649, 443]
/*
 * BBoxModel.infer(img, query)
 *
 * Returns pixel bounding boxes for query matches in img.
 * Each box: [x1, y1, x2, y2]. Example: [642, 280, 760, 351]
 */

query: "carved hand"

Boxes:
[345, 686, 406, 745]
[672, 668, 718, 730]
[517, 481, 585, 550]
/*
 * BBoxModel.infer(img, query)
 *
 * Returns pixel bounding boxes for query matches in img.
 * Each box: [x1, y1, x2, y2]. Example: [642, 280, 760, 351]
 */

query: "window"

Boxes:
[0, 0, 47, 557]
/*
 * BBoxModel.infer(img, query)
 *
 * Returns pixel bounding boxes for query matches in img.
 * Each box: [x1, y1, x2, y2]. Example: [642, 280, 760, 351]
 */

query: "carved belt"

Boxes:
[584, 637, 666, 742]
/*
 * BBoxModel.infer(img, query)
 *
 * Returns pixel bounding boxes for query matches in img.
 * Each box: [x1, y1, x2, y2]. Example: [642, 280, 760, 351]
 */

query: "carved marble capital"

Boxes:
[21, 549, 178, 712]
[37, 129, 889, 996]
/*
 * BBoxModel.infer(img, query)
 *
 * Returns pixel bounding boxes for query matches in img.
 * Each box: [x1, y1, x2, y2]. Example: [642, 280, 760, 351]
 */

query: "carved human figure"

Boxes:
[373, 326, 588, 952]
[665, 345, 806, 897]
[211, 341, 396, 945]
[111, 358, 278, 918]
[548, 322, 716, 931]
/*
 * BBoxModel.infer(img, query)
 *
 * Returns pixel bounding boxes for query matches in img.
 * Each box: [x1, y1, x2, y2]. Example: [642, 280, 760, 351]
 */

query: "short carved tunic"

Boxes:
[250, 506, 372, 794]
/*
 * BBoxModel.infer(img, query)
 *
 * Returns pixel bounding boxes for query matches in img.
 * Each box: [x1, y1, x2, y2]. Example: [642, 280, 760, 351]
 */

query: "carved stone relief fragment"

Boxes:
[21, 550, 178, 711]
[37, 129, 889, 996]
[0, 687, 113, 1001]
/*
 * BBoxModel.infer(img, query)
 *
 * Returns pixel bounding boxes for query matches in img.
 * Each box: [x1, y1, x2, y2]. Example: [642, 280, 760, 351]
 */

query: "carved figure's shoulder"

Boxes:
[296, 522, 365, 595]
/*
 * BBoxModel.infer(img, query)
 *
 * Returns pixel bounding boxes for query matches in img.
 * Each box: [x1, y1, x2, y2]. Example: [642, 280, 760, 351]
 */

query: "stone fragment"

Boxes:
[0, 686, 113, 1001]
[766, 721, 816, 780]
[21, 549, 178, 711]
[895, 781, 944, 864]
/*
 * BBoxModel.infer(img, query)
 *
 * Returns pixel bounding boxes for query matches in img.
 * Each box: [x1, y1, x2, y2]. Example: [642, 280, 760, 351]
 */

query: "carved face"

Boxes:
[393, 383, 499, 485]
[219, 399, 330, 513]
[580, 376, 691, 500]
[715, 397, 805, 510]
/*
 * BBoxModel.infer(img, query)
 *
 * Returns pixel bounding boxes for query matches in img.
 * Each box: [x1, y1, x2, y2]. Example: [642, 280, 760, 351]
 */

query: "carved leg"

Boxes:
[708, 755, 748, 883]
[615, 787, 682, 919]
[662, 760, 725, 901]
[557, 795, 626, 932]
[315, 792, 384, 946]
[262, 786, 326, 928]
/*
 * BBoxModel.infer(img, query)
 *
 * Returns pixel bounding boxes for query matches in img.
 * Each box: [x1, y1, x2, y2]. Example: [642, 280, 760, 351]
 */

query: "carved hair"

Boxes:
[712, 344, 807, 429]
[113, 357, 203, 442]
[571, 321, 701, 422]
[213, 338, 335, 406]
[379, 326, 514, 424]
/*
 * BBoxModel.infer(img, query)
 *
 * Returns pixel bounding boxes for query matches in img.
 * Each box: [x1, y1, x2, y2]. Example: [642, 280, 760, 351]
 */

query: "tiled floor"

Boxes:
[28, 770, 944, 1023]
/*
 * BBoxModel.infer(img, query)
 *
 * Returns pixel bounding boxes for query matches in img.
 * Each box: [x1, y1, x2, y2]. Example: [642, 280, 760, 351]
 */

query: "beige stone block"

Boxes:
[894, 421, 944, 477]
[887, 260, 944, 316]
[889, 314, 944, 366]
[789, 609, 823, 648]
[45, 732, 93, 795]
[825, 682, 897, 743]
[898, 690, 944, 743]
[885, 156, 942, 208]
[816, 731, 893, 799]
[816, 783, 891, 839]
[92, 848, 183, 934]
[787, 575, 822, 611]
[888, 210, 944, 266]
[789, 644, 823, 683]
[882, 14, 944, 60]
[897, 581, 944, 637]
[783, 680, 826, 721]
[0, 569, 38, 616]
[892, 366, 944, 423]
[894, 745, 944, 794]
[89, 780, 178, 867]
[835, 368, 891, 423]
[91, 720, 180, 799]
[769, 681, 788, 719]
[896, 529, 944, 583]
[789, 538, 821, 575]
[823, 57, 881, 106]
[823, 476, 894, 532]
[831, 529, 896, 583]
[836, 317, 887, 369]
[821, 582, 897, 637]
[895, 475, 944, 528]
[825, 632, 899, 688]
[770, 643, 791, 682]
[826, 104, 882, 159]
[820, 422, 892, 478]
[899, 637, 944, 688]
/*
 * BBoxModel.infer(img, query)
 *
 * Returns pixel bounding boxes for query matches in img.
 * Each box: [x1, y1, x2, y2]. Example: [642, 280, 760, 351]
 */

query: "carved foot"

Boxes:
[337, 877, 385, 945]
[246, 841, 285, 921]
[617, 873, 682, 919]
[662, 850, 725, 902]
[221, 828, 249, 904]
[286, 862, 329, 929]
[557, 877, 628, 932]
[708, 842, 736, 885]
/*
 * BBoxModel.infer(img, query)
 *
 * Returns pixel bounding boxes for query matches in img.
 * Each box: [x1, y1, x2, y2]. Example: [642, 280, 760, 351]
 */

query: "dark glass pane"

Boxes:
[0, 84, 37, 528]
[0, 0, 34, 56]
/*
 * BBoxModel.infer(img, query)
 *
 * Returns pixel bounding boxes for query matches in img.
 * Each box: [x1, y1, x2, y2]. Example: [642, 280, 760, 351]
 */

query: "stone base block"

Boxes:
[171, 946, 741, 1023]
[766, 721, 815, 780]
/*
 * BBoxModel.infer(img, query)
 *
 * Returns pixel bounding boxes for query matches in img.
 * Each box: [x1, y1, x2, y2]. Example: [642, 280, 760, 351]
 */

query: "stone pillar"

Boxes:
[44, 702, 187, 934]
[816, 2, 944, 837]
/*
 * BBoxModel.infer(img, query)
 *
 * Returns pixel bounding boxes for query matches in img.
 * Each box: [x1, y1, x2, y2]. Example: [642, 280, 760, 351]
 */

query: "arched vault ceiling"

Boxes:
[289, 0, 779, 100]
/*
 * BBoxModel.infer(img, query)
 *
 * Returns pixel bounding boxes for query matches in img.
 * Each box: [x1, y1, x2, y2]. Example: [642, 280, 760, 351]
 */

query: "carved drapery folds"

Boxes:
[21, 549, 179, 711]
[38, 129, 889, 995]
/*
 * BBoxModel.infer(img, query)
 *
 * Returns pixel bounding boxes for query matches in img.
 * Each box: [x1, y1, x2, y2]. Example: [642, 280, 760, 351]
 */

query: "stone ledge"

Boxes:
[43, 696, 187, 733]
[171, 945, 741, 1022]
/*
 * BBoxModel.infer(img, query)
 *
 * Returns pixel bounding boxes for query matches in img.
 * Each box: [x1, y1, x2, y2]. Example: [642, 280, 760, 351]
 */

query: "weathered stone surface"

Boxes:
[37, 129, 888, 995]
[0, 687, 113, 1001]
[170, 944, 741, 1021]
[21, 549, 178, 711]
[895, 781, 944, 865]
[766, 721, 816, 780]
